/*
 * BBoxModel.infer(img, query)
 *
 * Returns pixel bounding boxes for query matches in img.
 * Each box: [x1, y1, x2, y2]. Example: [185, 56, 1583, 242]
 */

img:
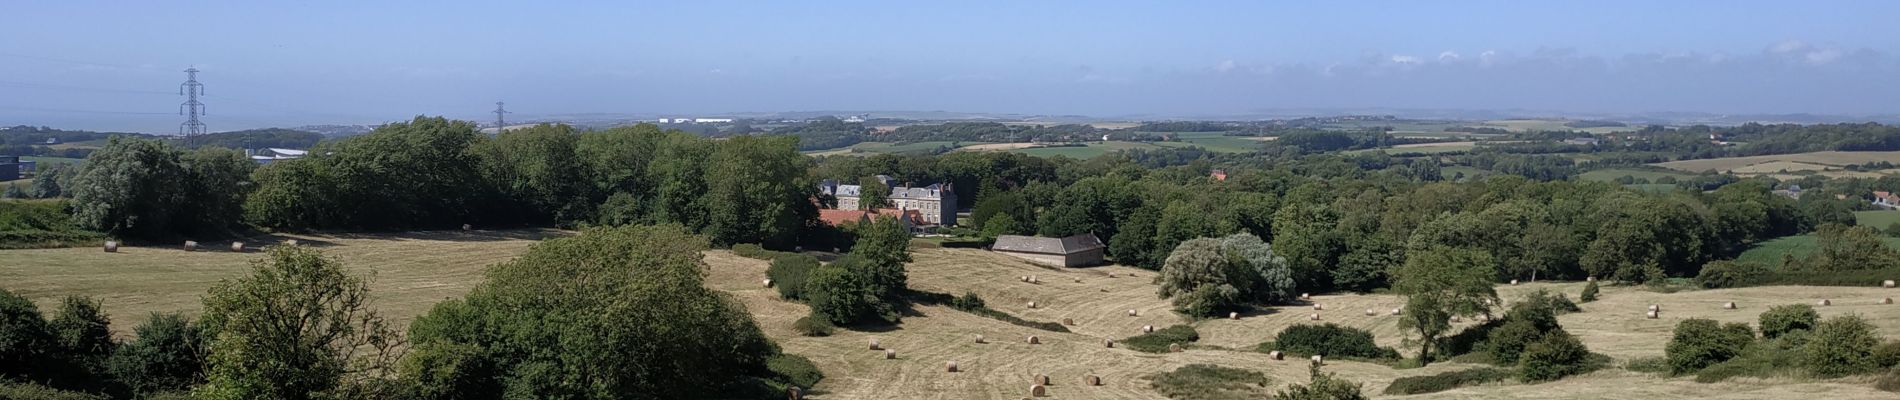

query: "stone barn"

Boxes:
[990, 233, 1106, 267]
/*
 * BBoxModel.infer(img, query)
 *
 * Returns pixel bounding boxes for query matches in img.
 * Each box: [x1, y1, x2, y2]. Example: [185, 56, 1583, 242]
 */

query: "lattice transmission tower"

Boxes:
[493, 101, 509, 133]
[178, 67, 206, 136]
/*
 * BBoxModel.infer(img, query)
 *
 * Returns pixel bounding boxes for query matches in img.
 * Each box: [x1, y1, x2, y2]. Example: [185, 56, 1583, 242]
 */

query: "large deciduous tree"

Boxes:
[1392, 246, 1498, 365]
[196, 245, 401, 400]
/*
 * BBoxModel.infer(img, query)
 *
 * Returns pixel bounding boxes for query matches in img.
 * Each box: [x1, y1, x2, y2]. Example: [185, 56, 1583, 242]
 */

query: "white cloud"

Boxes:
[1215, 60, 1238, 73]
[1390, 55, 1422, 64]
[1805, 48, 1843, 65]
[1437, 51, 1461, 63]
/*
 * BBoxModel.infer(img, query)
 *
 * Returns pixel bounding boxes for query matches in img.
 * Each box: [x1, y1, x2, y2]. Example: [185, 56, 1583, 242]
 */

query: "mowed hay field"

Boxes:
[0, 229, 561, 337]
[705, 248, 1900, 399]
[1653, 151, 1900, 176]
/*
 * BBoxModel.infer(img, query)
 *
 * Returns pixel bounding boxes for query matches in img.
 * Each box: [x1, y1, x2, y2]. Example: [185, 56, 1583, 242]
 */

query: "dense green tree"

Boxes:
[196, 245, 401, 400]
[1157, 233, 1295, 317]
[1393, 246, 1499, 365]
[401, 225, 786, 399]
[1804, 315, 1882, 377]
[701, 135, 816, 247]
[0, 288, 57, 382]
[472, 123, 595, 224]
[857, 176, 890, 209]
[246, 116, 490, 230]
[68, 137, 189, 238]
[1804, 223, 1900, 271]
[178, 147, 256, 234]
[1272, 204, 1343, 292]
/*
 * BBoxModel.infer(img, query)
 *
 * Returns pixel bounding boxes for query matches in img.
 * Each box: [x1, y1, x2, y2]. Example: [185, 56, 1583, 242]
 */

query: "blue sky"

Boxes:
[3, 1, 1898, 132]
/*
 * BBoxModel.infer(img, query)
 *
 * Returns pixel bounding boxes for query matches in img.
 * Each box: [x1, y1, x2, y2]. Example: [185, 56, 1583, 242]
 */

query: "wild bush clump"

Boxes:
[1803, 315, 1881, 378]
[1579, 280, 1599, 302]
[1150, 364, 1271, 400]
[1381, 367, 1510, 395]
[1273, 362, 1367, 400]
[1123, 325, 1201, 353]
[1266, 324, 1399, 360]
[1694, 260, 1768, 289]
[1665, 319, 1754, 375]
[1758, 304, 1819, 339]
[1518, 331, 1592, 382]
[1157, 233, 1295, 318]
[792, 315, 834, 337]
[766, 254, 820, 300]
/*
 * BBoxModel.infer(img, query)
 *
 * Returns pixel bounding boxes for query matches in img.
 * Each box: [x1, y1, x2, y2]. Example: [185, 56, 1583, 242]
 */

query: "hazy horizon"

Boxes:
[4, 0, 1898, 132]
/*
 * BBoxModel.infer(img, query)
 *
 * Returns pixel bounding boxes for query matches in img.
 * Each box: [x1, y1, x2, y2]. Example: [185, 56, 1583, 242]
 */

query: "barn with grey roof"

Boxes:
[990, 233, 1106, 267]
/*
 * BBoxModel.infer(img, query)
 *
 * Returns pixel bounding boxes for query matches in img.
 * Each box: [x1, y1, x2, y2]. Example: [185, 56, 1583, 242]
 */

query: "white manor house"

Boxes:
[818, 175, 958, 226]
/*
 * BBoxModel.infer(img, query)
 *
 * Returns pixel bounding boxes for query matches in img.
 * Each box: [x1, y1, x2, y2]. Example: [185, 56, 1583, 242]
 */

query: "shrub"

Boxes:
[1123, 325, 1201, 353]
[1484, 318, 1544, 365]
[1264, 324, 1399, 360]
[1517, 289, 1579, 315]
[0, 199, 103, 249]
[1273, 363, 1366, 400]
[1803, 315, 1881, 378]
[0, 382, 104, 400]
[1381, 367, 1511, 395]
[1665, 318, 1754, 375]
[1579, 280, 1599, 302]
[107, 313, 208, 395]
[731, 243, 773, 259]
[948, 292, 986, 310]
[910, 290, 1068, 333]
[1150, 364, 1271, 400]
[1694, 260, 1768, 289]
[0, 287, 57, 381]
[804, 255, 900, 326]
[1624, 356, 1669, 373]
[1438, 319, 1504, 359]
[766, 254, 820, 300]
[765, 354, 823, 390]
[1758, 304, 1819, 339]
[1518, 331, 1592, 382]
[1694, 342, 1802, 383]
[1874, 341, 1900, 369]
[791, 315, 834, 337]
[1157, 233, 1294, 318]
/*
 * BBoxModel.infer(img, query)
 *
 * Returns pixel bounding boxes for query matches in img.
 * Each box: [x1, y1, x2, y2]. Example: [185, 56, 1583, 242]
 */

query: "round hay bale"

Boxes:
[1028, 301, 1038, 309]
[1819, 299, 1832, 306]
[1648, 304, 1660, 312]
[1085, 375, 1101, 386]
[1027, 335, 1041, 344]
[763, 279, 774, 288]
[1449, 316, 1461, 323]
[1107, 272, 1117, 278]
[1228, 311, 1239, 320]
[946, 361, 959, 372]
[1142, 325, 1154, 333]
[1020, 276, 1028, 282]
[461, 223, 472, 231]
[1029, 384, 1046, 397]
[976, 334, 986, 343]
[1030, 275, 1040, 283]
[1062, 318, 1073, 325]
[1886, 280, 1897, 288]
[1586, 276, 1597, 282]
[1168, 343, 1182, 353]
[103, 241, 118, 253]
[1312, 303, 1323, 311]
[884, 349, 896, 359]
[230, 242, 244, 252]
[1724, 302, 1736, 310]
[1128, 309, 1139, 317]
[1268, 350, 1284, 360]
[869, 338, 881, 350]
[1311, 355, 1324, 365]
[1035, 374, 1050, 385]
[1103, 339, 1114, 348]
[1309, 313, 1321, 321]
[1365, 309, 1376, 316]
[1885, 297, 1895, 305]
[1646, 310, 1659, 319]
[788, 386, 803, 400]
[283, 239, 298, 246]
[1391, 307, 1402, 315]
[1510, 279, 1519, 285]
[183, 241, 198, 251]
[1300, 293, 1311, 300]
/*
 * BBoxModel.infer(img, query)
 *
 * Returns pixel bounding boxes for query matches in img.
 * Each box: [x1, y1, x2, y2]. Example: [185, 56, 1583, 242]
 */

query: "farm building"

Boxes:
[990, 233, 1106, 267]
[247, 148, 308, 164]
[0, 156, 18, 181]
[818, 175, 958, 225]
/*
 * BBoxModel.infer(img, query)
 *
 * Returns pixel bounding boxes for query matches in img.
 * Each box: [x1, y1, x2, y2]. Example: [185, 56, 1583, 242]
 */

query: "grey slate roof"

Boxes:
[991, 233, 1106, 255]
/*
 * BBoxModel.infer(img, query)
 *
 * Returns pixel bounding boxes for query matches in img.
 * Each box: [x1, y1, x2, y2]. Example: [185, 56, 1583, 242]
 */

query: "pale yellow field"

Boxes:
[706, 248, 1900, 399]
[1655, 151, 1900, 176]
[955, 143, 1046, 152]
[6, 235, 1899, 398]
[0, 230, 559, 337]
